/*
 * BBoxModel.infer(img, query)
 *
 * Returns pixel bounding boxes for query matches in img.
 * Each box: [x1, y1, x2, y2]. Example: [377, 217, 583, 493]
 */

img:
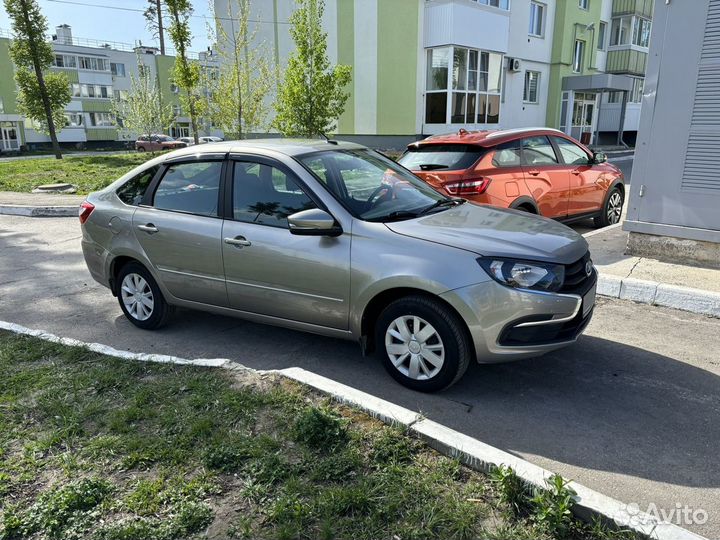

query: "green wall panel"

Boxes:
[80, 99, 112, 112]
[86, 128, 117, 141]
[0, 38, 17, 114]
[336, 0, 355, 134]
[52, 67, 79, 83]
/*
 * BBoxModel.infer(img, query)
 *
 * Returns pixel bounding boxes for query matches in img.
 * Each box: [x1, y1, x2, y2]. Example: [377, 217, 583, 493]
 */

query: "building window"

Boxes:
[579, 0, 589, 9]
[170, 83, 180, 94]
[110, 62, 126, 77]
[633, 17, 652, 48]
[53, 54, 76, 68]
[113, 89, 128, 101]
[573, 40, 585, 73]
[630, 78, 644, 103]
[64, 113, 83, 127]
[608, 91, 621, 104]
[473, 0, 509, 9]
[425, 46, 503, 124]
[89, 112, 114, 127]
[78, 56, 109, 71]
[172, 105, 182, 116]
[71, 83, 81, 97]
[75, 84, 112, 99]
[598, 21, 607, 50]
[529, 2, 545, 37]
[523, 71, 540, 103]
[611, 16, 651, 47]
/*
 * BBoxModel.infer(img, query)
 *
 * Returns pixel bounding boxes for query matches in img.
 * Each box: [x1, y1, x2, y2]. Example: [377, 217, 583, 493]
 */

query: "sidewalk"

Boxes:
[0, 191, 83, 217]
[587, 224, 720, 317]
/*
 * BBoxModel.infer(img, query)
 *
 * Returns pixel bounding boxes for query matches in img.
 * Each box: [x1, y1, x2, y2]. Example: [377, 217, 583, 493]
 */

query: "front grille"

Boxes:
[560, 251, 594, 295]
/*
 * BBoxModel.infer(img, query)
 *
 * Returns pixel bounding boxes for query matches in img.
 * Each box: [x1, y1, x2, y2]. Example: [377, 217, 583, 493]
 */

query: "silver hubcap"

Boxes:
[385, 316, 445, 380]
[607, 192, 623, 224]
[120, 273, 154, 321]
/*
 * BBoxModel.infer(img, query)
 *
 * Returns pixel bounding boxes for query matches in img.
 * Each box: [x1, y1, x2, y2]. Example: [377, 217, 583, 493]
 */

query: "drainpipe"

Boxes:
[617, 89, 629, 148]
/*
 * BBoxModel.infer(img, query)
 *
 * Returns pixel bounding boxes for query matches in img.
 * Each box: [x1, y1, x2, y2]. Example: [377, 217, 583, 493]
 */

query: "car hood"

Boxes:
[385, 203, 588, 264]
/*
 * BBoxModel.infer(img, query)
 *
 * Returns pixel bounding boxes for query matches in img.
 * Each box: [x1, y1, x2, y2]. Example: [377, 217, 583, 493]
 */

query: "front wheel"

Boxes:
[375, 296, 472, 392]
[116, 262, 171, 330]
[594, 187, 624, 228]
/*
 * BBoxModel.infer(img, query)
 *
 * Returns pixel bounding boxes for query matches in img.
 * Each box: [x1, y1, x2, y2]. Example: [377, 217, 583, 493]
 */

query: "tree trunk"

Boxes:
[156, 0, 165, 56]
[188, 90, 199, 145]
[21, 0, 62, 159]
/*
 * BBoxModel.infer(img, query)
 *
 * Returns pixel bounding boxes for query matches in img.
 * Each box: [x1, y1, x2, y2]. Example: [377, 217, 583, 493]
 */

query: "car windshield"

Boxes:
[398, 144, 486, 171]
[298, 149, 453, 222]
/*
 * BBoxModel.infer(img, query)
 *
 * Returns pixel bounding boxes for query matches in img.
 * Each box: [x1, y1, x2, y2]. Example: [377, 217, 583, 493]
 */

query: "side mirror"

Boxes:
[288, 208, 343, 237]
[592, 150, 608, 164]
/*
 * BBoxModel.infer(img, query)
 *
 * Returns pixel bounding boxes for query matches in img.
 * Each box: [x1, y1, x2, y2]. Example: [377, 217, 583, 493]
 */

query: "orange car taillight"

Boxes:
[79, 201, 95, 224]
[444, 178, 491, 196]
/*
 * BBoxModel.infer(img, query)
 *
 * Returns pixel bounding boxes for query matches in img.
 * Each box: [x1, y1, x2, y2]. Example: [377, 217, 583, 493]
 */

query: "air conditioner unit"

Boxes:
[508, 58, 522, 72]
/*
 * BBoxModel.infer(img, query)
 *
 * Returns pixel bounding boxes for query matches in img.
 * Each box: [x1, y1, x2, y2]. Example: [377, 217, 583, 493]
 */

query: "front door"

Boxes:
[1, 124, 19, 151]
[222, 157, 351, 330]
[551, 136, 605, 215]
[571, 93, 597, 145]
[520, 136, 570, 218]
[133, 159, 227, 306]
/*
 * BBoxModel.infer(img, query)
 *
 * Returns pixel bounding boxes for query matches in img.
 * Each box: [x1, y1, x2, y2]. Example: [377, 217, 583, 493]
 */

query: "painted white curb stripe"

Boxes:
[0, 320, 708, 539]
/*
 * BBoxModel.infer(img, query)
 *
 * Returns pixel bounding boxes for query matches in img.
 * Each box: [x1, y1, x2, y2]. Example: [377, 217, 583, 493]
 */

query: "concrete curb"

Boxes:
[0, 320, 706, 540]
[0, 204, 78, 217]
[596, 274, 720, 318]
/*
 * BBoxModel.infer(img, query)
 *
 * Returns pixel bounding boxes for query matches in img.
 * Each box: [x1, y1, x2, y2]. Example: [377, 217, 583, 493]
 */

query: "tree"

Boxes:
[112, 58, 174, 145]
[209, 0, 275, 138]
[144, 0, 166, 55]
[164, 0, 201, 144]
[273, 0, 351, 137]
[4, 0, 71, 159]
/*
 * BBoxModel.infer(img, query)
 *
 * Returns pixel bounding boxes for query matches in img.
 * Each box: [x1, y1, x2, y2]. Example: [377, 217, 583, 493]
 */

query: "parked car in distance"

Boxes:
[177, 137, 196, 146]
[135, 134, 187, 152]
[398, 128, 625, 228]
[80, 140, 596, 391]
[199, 136, 224, 143]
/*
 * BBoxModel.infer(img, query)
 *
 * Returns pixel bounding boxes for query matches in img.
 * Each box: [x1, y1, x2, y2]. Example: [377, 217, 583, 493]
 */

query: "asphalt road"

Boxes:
[3, 180, 720, 537]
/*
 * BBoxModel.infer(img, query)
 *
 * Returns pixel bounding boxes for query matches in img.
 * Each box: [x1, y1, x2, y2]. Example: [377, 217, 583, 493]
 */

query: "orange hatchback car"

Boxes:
[398, 128, 625, 227]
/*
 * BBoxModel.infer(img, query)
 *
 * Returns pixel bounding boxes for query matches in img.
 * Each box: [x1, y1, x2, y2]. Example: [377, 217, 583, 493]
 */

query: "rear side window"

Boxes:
[116, 165, 159, 206]
[491, 140, 522, 167]
[521, 136, 559, 165]
[153, 161, 222, 217]
[398, 144, 486, 171]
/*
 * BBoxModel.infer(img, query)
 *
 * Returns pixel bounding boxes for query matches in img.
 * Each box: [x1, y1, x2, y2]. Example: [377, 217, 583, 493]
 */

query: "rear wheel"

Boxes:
[116, 262, 171, 330]
[375, 295, 471, 392]
[137, 146, 146, 152]
[594, 187, 623, 228]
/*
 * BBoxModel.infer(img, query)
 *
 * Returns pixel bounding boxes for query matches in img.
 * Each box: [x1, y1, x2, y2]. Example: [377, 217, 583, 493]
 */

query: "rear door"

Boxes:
[550, 135, 605, 215]
[132, 157, 228, 306]
[221, 156, 351, 329]
[520, 136, 569, 218]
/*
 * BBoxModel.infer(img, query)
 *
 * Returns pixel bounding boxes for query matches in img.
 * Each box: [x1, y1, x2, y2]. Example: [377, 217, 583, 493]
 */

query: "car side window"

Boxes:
[492, 140, 522, 167]
[153, 161, 222, 217]
[116, 165, 159, 206]
[232, 161, 317, 228]
[521, 136, 559, 166]
[552, 136, 591, 165]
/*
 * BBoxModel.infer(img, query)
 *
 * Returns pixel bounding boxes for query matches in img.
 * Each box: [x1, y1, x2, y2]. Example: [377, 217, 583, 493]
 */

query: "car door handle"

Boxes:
[224, 236, 252, 248]
[137, 223, 158, 233]
[528, 169, 540, 176]
[571, 169, 582, 175]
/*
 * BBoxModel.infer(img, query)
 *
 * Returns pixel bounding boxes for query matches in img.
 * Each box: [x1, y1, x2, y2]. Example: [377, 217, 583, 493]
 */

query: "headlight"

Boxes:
[478, 258, 564, 292]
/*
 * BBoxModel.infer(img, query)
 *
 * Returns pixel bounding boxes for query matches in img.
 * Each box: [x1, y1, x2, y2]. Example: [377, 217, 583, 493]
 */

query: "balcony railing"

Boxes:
[612, 0, 654, 18]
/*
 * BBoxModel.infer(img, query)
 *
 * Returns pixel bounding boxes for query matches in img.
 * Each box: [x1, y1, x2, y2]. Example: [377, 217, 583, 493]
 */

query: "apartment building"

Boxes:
[0, 24, 221, 151]
[215, 0, 652, 147]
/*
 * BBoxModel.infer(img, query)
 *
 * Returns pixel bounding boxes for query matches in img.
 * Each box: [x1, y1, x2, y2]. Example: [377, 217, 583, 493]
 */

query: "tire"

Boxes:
[594, 187, 624, 228]
[137, 146, 145, 152]
[116, 262, 171, 330]
[374, 295, 472, 392]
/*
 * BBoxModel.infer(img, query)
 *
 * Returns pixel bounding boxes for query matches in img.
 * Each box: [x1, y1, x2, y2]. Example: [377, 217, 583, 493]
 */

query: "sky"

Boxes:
[0, 0, 214, 53]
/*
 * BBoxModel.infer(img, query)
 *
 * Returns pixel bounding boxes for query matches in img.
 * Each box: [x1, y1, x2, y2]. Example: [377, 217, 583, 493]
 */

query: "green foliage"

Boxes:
[531, 473, 577, 538]
[491, 464, 532, 516]
[209, 0, 276, 137]
[292, 406, 348, 451]
[273, 0, 352, 136]
[112, 56, 174, 140]
[4, 0, 71, 155]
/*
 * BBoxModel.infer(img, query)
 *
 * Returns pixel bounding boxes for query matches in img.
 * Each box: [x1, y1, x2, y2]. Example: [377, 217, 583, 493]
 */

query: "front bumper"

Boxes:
[440, 272, 597, 363]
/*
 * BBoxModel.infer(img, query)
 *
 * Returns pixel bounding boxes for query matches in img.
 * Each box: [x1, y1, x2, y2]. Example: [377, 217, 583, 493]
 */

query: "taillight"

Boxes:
[445, 178, 491, 196]
[79, 201, 95, 224]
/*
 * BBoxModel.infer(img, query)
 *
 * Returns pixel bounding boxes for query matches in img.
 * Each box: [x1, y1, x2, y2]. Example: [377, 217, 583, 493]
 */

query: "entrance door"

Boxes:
[571, 93, 597, 145]
[1, 124, 19, 151]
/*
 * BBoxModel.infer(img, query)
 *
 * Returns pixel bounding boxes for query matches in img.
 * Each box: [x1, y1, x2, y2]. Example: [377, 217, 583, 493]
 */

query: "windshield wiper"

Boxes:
[419, 198, 465, 216]
[366, 210, 422, 223]
[417, 163, 450, 171]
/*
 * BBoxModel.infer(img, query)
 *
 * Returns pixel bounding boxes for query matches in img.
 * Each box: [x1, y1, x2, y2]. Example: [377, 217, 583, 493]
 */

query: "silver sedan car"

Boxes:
[80, 140, 597, 391]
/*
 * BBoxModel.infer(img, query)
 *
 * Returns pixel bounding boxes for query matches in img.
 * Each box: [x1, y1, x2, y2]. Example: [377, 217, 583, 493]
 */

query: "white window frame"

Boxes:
[473, 0, 510, 10]
[598, 21, 607, 50]
[573, 40, 585, 73]
[523, 71, 540, 104]
[89, 112, 115, 127]
[529, 1, 545, 38]
[110, 62, 126, 77]
[579, 0, 589, 10]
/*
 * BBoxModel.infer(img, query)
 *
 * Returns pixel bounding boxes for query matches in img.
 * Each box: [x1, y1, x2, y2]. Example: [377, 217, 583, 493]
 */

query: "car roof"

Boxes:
[159, 138, 366, 159]
[409, 127, 567, 148]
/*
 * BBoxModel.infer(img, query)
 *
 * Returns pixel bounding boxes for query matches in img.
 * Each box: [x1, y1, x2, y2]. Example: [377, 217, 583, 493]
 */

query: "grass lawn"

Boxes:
[0, 332, 637, 540]
[0, 153, 154, 194]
